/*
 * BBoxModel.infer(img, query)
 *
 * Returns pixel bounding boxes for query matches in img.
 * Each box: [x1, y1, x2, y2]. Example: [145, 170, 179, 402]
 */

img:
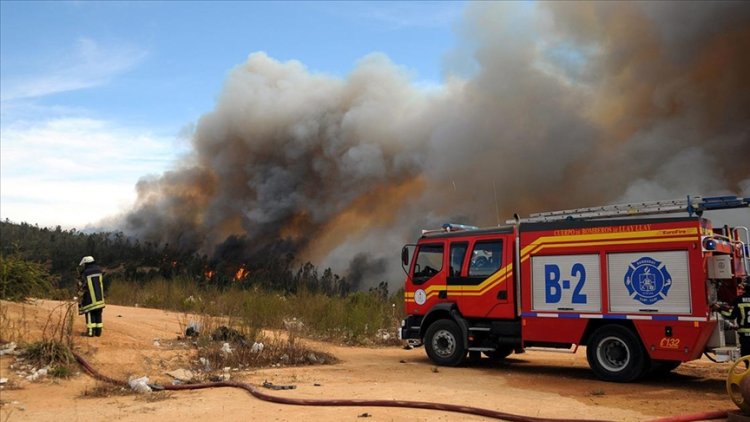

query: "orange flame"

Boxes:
[234, 265, 248, 281]
[205, 270, 215, 279]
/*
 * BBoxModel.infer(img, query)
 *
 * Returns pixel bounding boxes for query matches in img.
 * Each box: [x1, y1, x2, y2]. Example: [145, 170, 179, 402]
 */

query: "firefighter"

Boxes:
[728, 280, 750, 364]
[77, 256, 105, 337]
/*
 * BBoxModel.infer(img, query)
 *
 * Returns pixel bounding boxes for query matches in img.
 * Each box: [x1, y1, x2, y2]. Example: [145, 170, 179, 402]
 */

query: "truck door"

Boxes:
[406, 242, 448, 314]
[452, 237, 515, 319]
[447, 241, 469, 299]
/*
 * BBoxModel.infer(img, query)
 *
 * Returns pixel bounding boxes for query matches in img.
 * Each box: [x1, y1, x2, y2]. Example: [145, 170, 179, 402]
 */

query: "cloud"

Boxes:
[0, 117, 177, 229]
[0, 37, 147, 101]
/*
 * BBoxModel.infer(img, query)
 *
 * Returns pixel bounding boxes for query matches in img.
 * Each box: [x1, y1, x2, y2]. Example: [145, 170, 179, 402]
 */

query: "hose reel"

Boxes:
[727, 355, 750, 414]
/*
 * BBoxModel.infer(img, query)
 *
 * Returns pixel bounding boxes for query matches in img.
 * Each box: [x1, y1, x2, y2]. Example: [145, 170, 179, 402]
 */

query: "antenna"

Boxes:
[493, 180, 500, 226]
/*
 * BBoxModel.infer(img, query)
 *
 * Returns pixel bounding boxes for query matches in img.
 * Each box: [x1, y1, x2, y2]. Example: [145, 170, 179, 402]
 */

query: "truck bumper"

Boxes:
[399, 315, 423, 340]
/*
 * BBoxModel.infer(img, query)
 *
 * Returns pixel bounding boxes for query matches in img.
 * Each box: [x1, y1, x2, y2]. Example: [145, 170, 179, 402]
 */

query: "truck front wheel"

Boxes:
[424, 319, 466, 366]
[586, 325, 647, 382]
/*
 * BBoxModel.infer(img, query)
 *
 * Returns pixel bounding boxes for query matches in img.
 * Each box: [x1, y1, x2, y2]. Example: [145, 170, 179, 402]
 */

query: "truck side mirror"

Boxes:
[401, 246, 409, 267]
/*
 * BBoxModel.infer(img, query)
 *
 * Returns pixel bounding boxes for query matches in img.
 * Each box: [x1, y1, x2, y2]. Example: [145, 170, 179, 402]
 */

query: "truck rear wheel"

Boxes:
[424, 319, 466, 366]
[586, 325, 647, 382]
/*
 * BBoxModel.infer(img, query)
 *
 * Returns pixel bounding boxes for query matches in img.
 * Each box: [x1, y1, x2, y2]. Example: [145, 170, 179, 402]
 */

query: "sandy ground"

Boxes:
[0, 299, 739, 422]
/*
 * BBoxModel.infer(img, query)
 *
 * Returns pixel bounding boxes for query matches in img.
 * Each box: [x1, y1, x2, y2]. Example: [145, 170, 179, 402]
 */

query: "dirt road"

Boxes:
[0, 300, 737, 421]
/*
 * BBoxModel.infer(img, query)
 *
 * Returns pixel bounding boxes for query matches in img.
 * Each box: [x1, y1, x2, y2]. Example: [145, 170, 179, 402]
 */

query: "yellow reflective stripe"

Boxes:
[521, 236, 697, 265]
[740, 303, 750, 327]
[80, 302, 105, 312]
[520, 228, 699, 257]
[86, 274, 105, 306]
[87, 275, 97, 304]
[406, 264, 515, 303]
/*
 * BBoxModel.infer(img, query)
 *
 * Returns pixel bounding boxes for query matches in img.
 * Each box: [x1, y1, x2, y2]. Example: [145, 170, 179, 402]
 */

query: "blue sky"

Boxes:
[1, 1, 464, 228]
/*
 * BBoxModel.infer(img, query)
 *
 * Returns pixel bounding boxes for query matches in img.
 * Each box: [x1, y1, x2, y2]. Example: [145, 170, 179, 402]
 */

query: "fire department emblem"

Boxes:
[414, 289, 427, 305]
[624, 257, 672, 305]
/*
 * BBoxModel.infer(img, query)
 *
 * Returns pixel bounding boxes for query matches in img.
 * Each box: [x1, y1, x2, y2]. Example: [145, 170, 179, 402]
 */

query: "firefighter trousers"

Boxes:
[85, 309, 103, 337]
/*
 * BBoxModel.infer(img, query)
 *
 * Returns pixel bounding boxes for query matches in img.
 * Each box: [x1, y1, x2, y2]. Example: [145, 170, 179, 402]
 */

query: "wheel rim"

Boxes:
[596, 335, 630, 372]
[432, 329, 457, 358]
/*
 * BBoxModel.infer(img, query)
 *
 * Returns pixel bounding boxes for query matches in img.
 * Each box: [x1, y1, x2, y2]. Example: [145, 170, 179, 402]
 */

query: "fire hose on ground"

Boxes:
[71, 349, 747, 422]
[74, 350, 601, 422]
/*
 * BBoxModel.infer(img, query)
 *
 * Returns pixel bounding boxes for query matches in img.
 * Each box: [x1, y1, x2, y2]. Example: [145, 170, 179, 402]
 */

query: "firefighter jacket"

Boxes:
[79, 264, 105, 313]
[730, 290, 750, 335]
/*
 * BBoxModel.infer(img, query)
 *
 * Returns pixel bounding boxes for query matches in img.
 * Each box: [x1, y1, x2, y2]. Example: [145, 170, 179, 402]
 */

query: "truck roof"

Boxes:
[419, 216, 703, 240]
[420, 225, 514, 239]
[519, 216, 702, 232]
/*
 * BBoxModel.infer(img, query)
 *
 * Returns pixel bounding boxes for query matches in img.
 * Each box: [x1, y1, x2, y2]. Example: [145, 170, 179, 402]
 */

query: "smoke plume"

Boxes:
[124, 2, 750, 288]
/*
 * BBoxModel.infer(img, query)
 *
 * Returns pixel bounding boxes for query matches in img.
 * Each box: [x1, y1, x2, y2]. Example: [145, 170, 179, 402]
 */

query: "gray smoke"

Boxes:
[123, 2, 750, 288]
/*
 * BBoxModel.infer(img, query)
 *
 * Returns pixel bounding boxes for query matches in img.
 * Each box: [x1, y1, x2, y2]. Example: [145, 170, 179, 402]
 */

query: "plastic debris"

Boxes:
[0, 342, 18, 356]
[25, 367, 49, 381]
[128, 376, 152, 393]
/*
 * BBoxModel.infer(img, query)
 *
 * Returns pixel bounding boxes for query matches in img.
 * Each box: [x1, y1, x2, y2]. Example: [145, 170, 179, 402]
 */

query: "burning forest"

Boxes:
[122, 2, 750, 289]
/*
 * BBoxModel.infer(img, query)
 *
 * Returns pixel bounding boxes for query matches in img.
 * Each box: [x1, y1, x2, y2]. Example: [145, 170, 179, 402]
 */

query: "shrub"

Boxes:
[24, 339, 75, 377]
[0, 255, 54, 301]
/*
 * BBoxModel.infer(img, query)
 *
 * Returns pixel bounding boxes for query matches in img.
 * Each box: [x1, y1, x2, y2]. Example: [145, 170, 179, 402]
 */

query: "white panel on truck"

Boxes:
[608, 251, 691, 314]
[532, 254, 601, 312]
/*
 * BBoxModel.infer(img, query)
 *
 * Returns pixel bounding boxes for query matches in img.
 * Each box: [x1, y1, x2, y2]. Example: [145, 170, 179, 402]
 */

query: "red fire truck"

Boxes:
[399, 196, 750, 382]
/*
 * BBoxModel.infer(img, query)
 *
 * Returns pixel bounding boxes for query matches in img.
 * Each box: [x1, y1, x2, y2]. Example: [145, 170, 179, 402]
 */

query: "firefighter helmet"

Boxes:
[79, 256, 95, 266]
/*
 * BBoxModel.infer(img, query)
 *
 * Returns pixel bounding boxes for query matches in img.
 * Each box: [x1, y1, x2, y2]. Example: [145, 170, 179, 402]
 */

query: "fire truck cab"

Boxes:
[399, 196, 750, 382]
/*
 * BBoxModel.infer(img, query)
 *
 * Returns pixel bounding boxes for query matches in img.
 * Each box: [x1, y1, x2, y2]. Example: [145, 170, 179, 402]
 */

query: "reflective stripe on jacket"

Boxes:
[79, 264, 105, 313]
[730, 294, 750, 334]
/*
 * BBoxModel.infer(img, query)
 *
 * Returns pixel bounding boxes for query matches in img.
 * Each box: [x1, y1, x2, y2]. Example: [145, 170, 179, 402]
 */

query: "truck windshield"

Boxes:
[413, 244, 444, 285]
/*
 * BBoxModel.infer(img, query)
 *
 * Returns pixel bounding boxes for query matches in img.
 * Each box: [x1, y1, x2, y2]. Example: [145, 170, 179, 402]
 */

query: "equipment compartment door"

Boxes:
[531, 254, 602, 313]
[607, 250, 691, 314]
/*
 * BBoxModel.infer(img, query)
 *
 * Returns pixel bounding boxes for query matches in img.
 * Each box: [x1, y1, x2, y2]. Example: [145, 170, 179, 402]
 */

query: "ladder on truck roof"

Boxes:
[506, 195, 750, 224]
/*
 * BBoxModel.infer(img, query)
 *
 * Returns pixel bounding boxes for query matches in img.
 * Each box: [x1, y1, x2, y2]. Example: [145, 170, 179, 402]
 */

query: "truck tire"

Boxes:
[424, 319, 466, 366]
[586, 325, 647, 382]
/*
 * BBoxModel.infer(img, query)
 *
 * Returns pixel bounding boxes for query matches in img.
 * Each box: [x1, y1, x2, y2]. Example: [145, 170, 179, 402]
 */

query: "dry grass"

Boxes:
[198, 331, 338, 371]
[79, 382, 132, 398]
[19, 301, 76, 378]
[0, 302, 30, 344]
[78, 382, 174, 402]
[108, 277, 405, 346]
